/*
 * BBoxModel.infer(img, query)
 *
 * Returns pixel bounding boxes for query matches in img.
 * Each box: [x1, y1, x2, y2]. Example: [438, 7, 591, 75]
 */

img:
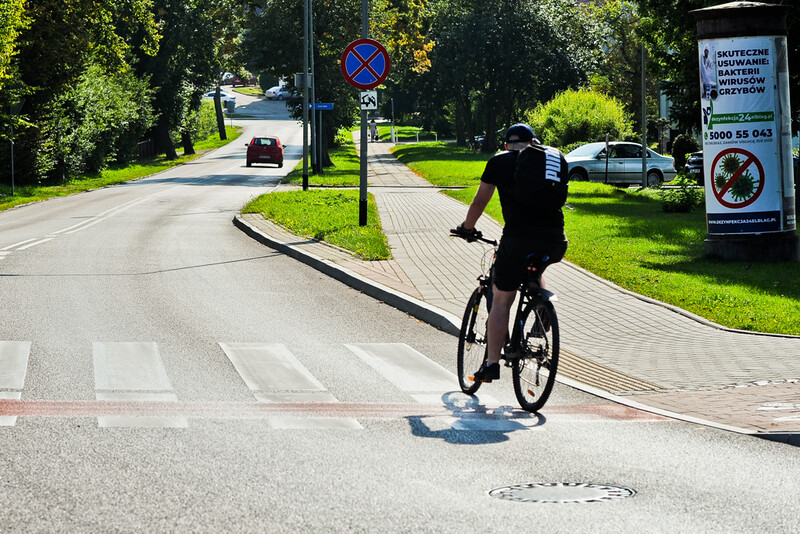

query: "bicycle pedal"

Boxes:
[468, 375, 475, 382]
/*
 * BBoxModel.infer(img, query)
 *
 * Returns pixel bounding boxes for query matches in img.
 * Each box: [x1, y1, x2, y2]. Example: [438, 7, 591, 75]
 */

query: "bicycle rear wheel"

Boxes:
[512, 297, 559, 412]
[457, 287, 489, 394]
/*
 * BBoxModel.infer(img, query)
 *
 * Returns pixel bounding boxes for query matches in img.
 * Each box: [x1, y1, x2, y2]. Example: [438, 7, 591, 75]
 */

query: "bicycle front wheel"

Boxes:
[457, 287, 489, 394]
[512, 297, 559, 412]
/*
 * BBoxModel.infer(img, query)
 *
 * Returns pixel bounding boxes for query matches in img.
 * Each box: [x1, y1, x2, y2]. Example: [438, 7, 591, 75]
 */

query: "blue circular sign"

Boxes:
[341, 39, 390, 90]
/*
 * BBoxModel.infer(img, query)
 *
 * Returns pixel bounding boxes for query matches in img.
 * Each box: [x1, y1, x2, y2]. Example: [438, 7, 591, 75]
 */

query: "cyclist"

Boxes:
[453, 123, 568, 383]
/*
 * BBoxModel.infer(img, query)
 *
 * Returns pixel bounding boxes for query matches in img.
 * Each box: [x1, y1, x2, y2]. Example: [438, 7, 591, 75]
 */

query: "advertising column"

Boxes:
[692, 2, 797, 261]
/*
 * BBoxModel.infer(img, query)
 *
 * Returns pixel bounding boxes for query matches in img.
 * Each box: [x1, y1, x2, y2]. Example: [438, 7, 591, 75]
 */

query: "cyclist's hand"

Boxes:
[451, 223, 482, 243]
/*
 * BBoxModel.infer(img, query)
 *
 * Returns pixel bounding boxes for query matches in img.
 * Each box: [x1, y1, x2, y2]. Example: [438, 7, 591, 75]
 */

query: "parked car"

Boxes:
[245, 136, 284, 168]
[565, 141, 677, 187]
[230, 75, 258, 87]
[265, 86, 291, 100]
[203, 89, 236, 105]
[684, 151, 704, 186]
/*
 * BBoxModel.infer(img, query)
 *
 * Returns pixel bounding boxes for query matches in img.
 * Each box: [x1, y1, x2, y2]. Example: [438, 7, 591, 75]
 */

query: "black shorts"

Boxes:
[493, 236, 568, 292]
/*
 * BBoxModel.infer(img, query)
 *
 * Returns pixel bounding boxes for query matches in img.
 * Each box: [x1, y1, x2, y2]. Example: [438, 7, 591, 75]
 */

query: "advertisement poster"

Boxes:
[698, 36, 788, 235]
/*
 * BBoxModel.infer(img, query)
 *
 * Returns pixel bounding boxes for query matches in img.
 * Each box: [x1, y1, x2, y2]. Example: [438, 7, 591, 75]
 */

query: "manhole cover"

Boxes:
[488, 482, 635, 503]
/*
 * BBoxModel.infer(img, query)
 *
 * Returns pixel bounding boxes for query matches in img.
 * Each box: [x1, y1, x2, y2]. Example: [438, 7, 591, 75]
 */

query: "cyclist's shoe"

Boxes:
[472, 362, 500, 383]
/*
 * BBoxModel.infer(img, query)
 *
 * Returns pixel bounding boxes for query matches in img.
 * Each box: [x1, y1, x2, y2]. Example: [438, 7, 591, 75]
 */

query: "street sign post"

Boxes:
[342, 36, 391, 226]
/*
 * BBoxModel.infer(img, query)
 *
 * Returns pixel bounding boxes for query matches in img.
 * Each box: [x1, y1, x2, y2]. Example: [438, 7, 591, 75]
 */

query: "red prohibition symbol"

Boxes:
[709, 147, 765, 209]
[340, 38, 390, 90]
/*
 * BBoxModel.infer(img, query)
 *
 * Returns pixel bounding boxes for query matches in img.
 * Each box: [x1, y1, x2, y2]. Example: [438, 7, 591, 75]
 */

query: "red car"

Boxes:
[245, 136, 284, 168]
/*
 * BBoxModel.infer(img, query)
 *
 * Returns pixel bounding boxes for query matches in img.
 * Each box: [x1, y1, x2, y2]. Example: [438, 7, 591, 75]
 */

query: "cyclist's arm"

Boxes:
[464, 181, 495, 229]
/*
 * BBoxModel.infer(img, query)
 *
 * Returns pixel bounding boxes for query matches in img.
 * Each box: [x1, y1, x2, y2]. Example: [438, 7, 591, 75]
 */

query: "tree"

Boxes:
[586, 0, 657, 135]
[134, 0, 243, 160]
[8, 0, 159, 184]
[427, 0, 601, 151]
[526, 88, 634, 149]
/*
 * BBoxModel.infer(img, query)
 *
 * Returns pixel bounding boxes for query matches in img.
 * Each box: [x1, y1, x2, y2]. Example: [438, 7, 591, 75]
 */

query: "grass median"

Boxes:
[244, 139, 390, 260]
[0, 126, 240, 212]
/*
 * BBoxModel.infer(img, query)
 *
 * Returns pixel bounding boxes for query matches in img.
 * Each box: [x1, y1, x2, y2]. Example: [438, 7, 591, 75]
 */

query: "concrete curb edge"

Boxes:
[233, 215, 461, 336]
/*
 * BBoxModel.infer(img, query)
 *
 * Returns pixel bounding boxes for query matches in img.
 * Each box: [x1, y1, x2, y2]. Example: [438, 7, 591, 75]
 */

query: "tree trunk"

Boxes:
[214, 88, 227, 140]
[157, 117, 177, 160]
[321, 125, 334, 168]
[484, 105, 497, 153]
[181, 131, 195, 155]
[455, 98, 466, 147]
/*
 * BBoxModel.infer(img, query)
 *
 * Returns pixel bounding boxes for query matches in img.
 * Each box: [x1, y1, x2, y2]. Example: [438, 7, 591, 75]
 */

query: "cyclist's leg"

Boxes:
[487, 286, 515, 366]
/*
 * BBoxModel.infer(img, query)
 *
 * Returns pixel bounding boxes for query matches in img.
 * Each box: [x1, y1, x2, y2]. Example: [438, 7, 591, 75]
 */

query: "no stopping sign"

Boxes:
[341, 39, 390, 90]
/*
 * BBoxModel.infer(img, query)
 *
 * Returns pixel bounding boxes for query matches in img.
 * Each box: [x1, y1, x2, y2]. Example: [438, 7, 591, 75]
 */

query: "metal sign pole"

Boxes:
[641, 42, 647, 188]
[359, 0, 368, 226]
[302, 0, 309, 190]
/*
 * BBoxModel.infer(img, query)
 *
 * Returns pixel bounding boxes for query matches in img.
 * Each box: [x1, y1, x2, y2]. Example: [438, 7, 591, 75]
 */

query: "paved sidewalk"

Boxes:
[234, 137, 800, 444]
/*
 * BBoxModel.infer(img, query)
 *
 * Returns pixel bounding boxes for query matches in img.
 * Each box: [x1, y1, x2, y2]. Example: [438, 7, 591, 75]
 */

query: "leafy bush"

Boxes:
[526, 88, 634, 149]
[659, 174, 703, 212]
[181, 99, 218, 144]
[671, 133, 700, 169]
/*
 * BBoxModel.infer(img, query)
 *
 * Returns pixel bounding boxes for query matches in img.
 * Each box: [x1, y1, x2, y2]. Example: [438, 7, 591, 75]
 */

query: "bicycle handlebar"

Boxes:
[449, 228, 498, 246]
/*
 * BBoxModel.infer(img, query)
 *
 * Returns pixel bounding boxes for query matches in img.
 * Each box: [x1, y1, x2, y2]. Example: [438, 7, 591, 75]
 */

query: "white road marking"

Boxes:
[93, 342, 187, 428]
[1, 239, 37, 251]
[220, 342, 361, 429]
[15, 238, 54, 250]
[0, 341, 30, 426]
[346, 343, 507, 430]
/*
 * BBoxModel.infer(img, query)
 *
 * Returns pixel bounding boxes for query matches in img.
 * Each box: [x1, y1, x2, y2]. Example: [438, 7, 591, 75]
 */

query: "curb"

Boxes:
[233, 215, 461, 336]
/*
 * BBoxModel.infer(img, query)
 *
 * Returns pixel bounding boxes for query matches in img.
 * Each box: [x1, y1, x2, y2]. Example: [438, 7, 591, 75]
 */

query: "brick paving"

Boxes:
[235, 135, 800, 442]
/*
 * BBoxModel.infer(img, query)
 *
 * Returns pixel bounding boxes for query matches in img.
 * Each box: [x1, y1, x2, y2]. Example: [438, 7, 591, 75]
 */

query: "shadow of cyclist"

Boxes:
[406, 391, 545, 444]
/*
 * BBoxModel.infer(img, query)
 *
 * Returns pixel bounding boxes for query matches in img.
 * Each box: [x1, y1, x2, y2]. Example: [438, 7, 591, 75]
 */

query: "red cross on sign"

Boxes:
[340, 39, 390, 90]
[709, 147, 765, 209]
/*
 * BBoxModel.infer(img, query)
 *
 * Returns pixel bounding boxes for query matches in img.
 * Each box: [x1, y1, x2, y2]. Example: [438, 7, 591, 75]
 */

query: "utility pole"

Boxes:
[302, 0, 309, 190]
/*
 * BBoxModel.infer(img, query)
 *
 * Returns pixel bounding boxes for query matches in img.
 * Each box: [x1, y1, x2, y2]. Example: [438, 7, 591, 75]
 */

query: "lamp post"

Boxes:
[9, 99, 24, 196]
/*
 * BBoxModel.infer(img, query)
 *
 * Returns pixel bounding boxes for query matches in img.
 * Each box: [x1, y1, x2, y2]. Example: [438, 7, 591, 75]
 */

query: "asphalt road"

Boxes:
[1, 96, 799, 532]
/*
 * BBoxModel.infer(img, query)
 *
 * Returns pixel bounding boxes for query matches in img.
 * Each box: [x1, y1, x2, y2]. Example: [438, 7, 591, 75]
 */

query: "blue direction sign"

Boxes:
[340, 38, 390, 90]
[308, 103, 334, 110]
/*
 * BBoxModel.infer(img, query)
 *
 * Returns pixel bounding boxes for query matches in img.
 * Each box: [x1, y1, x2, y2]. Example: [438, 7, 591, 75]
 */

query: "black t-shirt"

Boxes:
[480, 149, 566, 240]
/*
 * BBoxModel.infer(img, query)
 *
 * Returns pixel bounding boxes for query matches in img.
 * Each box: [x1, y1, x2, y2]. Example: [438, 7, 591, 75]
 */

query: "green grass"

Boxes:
[391, 142, 491, 187]
[281, 141, 361, 187]
[377, 125, 438, 142]
[441, 160, 800, 335]
[242, 189, 390, 260]
[0, 126, 240, 212]
[232, 87, 264, 96]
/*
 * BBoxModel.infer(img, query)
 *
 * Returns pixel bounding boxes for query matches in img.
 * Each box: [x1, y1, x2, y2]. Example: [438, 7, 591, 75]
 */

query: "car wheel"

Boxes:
[278, 162, 283, 168]
[246, 161, 252, 167]
[568, 168, 587, 182]
[647, 170, 662, 188]
[277, 95, 284, 101]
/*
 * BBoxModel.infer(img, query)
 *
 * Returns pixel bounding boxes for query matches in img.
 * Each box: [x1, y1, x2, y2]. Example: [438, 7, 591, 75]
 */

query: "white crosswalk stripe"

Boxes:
[0, 341, 30, 426]
[345, 343, 531, 432]
[93, 342, 187, 428]
[220, 342, 362, 429]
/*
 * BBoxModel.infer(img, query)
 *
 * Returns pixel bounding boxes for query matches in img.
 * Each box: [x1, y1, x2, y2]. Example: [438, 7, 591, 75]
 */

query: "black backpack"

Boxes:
[512, 144, 569, 211]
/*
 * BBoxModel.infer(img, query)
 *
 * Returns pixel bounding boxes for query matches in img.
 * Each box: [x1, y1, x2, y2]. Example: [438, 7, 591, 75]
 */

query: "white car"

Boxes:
[203, 90, 236, 105]
[565, 142, 676, 187]
[264, 86, 291, 100]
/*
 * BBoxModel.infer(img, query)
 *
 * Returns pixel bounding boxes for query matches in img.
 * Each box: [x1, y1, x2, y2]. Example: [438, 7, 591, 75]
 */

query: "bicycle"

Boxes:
[451, 229, 560, 413]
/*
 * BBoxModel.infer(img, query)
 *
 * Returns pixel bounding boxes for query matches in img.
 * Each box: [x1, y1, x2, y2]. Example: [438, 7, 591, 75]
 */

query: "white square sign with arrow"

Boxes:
[360, 91, 377, 110]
